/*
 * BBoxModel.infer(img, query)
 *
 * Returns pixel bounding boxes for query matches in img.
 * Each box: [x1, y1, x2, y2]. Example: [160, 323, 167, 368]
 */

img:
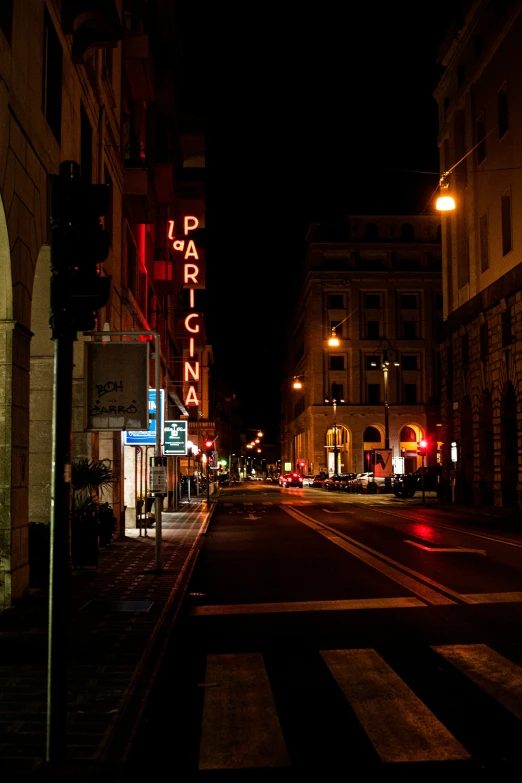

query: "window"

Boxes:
[0, 0, 13, 44]
[294, 397, 305, 419]
[329, 356, 345, 371]
[461, 333, 470, 365]
[400, 223, 414, 241]
[365, 294, 381, 309]
[364, 223, 379, 240]
[476, 113, 486, 164]
[404, 384, 417, 404]
[366, 356, 381, 370]
[367, 321, 379, 339]
[400, 294, 417, 309]
[402, 355, 418, 371]
[331, 382, 344, 400]
[501, 190, 512, 255]
[498, 85, 508, 138]
[502, 309, 512, 347]
[328, 294, 344, 309]
[480, 323, 489, 360]
[480, 212, 489, 271]
[368, 384, 380, 405]
[42, 7, 63, 143]
[403, 321, 417, 339]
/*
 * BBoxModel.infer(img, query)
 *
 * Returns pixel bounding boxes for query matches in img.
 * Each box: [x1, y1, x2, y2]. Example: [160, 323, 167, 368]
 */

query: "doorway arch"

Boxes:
[326, 424, 350, 474]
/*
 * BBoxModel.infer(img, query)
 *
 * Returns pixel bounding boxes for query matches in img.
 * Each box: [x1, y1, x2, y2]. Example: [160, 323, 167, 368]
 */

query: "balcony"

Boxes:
[123, 31, 155, 100]
[62, 1, 122, 64]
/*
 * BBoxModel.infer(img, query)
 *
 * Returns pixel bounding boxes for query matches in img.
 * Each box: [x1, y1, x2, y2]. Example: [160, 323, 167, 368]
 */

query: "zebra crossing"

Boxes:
[196, 643, 522, 771]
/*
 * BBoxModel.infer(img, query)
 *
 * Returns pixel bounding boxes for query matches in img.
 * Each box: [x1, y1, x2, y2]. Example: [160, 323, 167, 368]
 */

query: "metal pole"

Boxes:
[383, 366, 390, 449]
[421, 454, 426, 505]
[47, 335, 73, 762]
[206, 457, 210, 507]
[333, 400, 339, 474]
[154, 334, 162, 571]
[187, 451, 191, 502]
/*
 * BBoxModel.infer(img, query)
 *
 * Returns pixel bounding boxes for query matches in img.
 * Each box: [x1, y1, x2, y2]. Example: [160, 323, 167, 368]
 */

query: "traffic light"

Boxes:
[204, 439, 214, 454]
[50, 160, 112, 338]
[417, 439, 428, 456]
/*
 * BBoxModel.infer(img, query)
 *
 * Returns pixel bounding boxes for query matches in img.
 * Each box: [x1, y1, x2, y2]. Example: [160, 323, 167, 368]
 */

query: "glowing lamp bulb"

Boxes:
[293, 379, 302, 389]
[436, 194, 456, 211]
[328, 332, 340, 347]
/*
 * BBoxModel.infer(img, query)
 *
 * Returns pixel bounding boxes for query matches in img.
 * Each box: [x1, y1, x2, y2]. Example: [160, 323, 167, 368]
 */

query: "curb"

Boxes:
[31, 502, 218, 781]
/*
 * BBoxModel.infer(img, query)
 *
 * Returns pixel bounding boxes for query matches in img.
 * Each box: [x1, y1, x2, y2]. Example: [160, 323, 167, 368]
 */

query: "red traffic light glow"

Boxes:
[419, 439, 428, 448]
[204, 439, 214, 449]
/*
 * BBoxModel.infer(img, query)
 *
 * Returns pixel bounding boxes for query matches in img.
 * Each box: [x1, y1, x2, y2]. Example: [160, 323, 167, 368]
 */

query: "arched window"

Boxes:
[400, 426, 417, 442]
[364, 223, 379, 241]
[363, 426, 381, 442]
[401, 223, 414, 241]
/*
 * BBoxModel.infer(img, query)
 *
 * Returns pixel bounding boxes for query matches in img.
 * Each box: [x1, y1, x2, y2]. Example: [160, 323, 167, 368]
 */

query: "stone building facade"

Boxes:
[281, 216, 442, 479]
[0, 1, 208, 609]
[435, 1, 522, 508]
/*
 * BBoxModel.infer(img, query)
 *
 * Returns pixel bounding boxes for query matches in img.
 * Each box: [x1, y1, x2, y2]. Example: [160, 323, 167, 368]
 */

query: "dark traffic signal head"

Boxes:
[50, 160, 112, 337]
[417, 439, 428, 456]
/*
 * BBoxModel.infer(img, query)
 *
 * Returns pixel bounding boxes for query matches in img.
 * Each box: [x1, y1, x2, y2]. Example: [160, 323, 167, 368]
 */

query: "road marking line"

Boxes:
[464, 591, 522, 603]
[190, 596, 426, 616]
[244, 513, 261, 520]
[404, 540, 486, 554]
[198, 653, 290, 770]
[371, 507, 522, 549]
[323, 508, 355, 514]
[321, 649, 470, 763]
[433, 643, 522, 720]
[284, 506, 469, 605]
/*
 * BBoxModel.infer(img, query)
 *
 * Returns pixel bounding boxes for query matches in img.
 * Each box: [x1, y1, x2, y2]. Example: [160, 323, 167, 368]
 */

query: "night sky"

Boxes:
[176, 3, 461, 443]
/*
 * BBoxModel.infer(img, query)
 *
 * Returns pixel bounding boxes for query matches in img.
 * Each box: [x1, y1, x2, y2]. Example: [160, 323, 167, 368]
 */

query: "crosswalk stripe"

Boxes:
[321, 649, 471, 763]
[433, 643, 522, 720]
[190, 596, 426, 616]
[198, 653, 290, 770]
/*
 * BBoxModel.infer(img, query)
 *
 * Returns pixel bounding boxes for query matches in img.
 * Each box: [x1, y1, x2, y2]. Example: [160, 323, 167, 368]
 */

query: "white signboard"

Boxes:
[150, 466, 167, 493]
[84, 342, 149, 431]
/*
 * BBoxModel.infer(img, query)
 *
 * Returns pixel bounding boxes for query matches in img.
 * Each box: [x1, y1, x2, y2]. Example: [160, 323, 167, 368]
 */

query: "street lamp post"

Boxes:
[325, 394, 344, 474]
[371, 338, 399, 488]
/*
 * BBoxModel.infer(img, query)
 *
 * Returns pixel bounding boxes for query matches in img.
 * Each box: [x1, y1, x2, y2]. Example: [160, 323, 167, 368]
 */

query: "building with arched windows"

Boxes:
[435, 2, 522, 508]
[280, 216, 442, 479]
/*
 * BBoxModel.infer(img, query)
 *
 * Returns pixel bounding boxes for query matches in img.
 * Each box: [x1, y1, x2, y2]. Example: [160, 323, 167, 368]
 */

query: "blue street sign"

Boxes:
[123, 389, 164, 446]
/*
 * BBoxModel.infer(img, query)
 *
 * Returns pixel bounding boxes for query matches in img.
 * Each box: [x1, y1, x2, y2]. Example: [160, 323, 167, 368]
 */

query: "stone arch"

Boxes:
[326, 424, 351, 474]
[399, 423, 423, 473]
[478, 389, 494, 505]
[460, 395, 474, 504]
[363, 424, 384, 471]
[0, 193, 13, 318]
[500, 382, 518, 508]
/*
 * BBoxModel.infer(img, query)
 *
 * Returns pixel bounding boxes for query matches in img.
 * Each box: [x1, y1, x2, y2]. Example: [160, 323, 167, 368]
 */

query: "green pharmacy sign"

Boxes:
[164, 420, 188, 455]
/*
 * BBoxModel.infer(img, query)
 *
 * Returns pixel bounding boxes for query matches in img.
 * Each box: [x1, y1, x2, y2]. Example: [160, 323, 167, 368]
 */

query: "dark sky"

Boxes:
[176, 3, 461, 443]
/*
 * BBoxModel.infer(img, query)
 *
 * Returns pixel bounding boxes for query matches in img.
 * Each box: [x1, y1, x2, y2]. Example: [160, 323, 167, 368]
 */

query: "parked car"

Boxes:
[354, 472, 387, 494]
[279, 472, 304, 488]
[311, 474, 328, 488]
[325, 474, 353, 491]
[302, 475, 313, 487]
[393, 466, 443, 498]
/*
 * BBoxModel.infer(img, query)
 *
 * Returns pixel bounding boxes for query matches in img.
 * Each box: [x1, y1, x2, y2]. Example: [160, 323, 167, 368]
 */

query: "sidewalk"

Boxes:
[0, 495, 217, 779]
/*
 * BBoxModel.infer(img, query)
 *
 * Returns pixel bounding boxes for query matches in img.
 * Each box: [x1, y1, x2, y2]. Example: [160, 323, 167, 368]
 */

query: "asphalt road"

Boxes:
[124, 483, 522, 780]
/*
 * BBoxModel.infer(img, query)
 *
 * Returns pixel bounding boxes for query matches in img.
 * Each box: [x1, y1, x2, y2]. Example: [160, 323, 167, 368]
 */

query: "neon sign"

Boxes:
[167, 216, 202, 407]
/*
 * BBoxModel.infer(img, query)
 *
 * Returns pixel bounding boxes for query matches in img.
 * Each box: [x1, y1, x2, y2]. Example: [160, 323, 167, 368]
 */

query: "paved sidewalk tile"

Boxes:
[0, 499, 215, 777]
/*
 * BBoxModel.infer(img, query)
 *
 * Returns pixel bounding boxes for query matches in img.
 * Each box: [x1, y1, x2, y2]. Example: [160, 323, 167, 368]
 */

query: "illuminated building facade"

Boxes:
[0, 1, 209, 608]
[435, 1, 522, 507]
[281, 217, 442, 479]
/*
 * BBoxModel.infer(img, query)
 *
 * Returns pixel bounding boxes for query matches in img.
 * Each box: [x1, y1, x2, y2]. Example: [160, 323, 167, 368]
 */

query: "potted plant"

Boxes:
[70, 458, 116, 567]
